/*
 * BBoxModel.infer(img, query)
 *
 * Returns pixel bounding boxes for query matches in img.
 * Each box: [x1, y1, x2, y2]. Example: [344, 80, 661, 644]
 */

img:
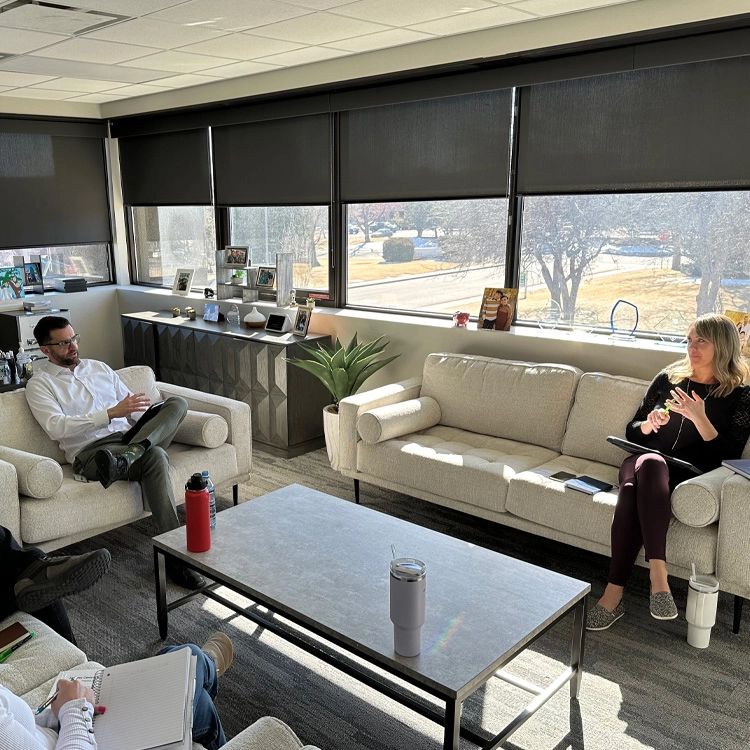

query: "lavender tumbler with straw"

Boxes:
[390, 557, 426, 657]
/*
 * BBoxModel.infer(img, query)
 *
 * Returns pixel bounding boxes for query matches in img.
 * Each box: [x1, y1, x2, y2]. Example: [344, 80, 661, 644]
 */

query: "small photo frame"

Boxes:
[203, 302, 220, 322]
[292, 304, 313, 337]
[172, 268, 194, 296]
[0, 267, 25, 299]
[256, 266, 276, 288]
[23, 262, 42, 286]
[224, 246, 248, 268]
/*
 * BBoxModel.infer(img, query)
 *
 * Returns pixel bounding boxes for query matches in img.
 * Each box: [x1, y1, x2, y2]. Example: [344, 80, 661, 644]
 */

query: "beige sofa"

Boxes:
[0, 365, 252, 552]
[0, 611, 320, 750]
[338, 353, 750, 631]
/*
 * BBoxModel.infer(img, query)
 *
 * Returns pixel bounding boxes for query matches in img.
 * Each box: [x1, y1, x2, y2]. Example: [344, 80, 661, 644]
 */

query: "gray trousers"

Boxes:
[73, 396, 188, 533]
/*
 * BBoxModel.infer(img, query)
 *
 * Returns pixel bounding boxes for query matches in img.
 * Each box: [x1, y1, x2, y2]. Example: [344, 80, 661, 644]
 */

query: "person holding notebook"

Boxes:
[587, 314, 750, 631]
[25, 316, 203, 590]
[0, 632, 233, 750]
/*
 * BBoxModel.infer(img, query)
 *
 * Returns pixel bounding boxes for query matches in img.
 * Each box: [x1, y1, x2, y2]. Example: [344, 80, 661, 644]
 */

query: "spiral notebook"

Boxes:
[47, 648, 196, 750]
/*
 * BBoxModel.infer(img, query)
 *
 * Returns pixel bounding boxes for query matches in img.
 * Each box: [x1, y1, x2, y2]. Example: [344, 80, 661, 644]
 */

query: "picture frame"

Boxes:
[0, 266, 25, 300]
[224, 246, 248, 268]
[172, 268, 194, 296]
[477, 287, 518, 332]
[23, 262, 43, 287]
[292, 304, 313, 337]
[256, 266, 276, 288]
[203, 301, 220, 322]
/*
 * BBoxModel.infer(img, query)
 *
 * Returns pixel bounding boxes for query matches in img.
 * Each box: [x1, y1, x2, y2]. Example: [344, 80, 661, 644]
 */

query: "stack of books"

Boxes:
[23, 299, 51, 312]
[53, 277, 87, 293]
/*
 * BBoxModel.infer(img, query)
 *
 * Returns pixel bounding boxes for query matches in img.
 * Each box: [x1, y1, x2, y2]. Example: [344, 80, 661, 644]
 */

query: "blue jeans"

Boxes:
[157, 644, 226, 750]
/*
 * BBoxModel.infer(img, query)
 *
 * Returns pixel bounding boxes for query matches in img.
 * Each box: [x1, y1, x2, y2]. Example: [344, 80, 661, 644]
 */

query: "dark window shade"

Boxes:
[340, 90, 512, 202]
[119, 129, 211, 205]
[212, 114, 331, 205]
[0, 132, 110, 249]
[518, 57, 750, 194]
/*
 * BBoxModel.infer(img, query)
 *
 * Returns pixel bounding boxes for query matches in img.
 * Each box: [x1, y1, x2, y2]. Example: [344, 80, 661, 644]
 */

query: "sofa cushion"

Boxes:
[670, 468, 728, 527]
[420, 354, 581, 452]
[358, 397, 441, 445]
[20, 467, 145, 545]
[507, 461, 620, 547]
[173, 410, 229, 449]
[0, 390, 65, 463]
[117, 365, 162, 403]
[357, 425, 558, 513]
[0, 612, 87, 698]
[0, 446, 62, 499]
[562, 372, 649, 467]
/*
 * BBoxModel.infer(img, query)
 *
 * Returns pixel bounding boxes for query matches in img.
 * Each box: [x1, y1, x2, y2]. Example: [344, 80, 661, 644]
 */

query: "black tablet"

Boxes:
[606, 436, 701, 475]
[123, 400, 165, 443]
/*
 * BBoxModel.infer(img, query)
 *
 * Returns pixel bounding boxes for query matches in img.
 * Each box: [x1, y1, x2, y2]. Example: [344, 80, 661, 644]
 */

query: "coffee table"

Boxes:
[153, 484, 589, 749]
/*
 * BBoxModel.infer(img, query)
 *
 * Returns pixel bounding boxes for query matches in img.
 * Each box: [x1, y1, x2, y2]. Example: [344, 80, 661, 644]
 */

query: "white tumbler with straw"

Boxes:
[390, 557, 426, 657]
[686, 563, 719, 649]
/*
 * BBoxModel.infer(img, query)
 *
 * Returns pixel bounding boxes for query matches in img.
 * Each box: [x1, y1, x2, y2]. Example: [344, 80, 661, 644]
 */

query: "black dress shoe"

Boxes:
[94, 449, 129, 489]
[165, 560, 205, 590]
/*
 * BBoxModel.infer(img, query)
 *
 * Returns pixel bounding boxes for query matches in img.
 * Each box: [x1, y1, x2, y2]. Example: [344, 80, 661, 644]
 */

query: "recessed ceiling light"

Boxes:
[0, 0, 128, 35]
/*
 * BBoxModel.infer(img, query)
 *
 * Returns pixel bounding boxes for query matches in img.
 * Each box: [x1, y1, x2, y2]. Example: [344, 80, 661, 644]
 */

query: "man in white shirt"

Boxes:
[26, 316, 203, 590]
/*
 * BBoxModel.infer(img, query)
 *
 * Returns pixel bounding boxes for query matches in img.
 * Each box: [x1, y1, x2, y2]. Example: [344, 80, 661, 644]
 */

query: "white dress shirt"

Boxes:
[25, 359, 132, 464]
[0, 685, 96, 750]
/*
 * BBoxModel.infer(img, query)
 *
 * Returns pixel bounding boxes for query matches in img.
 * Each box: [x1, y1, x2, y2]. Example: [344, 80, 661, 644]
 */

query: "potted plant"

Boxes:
[287, 334, 399, 470]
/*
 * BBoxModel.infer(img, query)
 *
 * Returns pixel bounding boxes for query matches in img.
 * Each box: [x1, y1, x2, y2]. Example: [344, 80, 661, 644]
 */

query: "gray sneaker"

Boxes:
[586, 601, 625, 631]
[650, 591, 678, 620]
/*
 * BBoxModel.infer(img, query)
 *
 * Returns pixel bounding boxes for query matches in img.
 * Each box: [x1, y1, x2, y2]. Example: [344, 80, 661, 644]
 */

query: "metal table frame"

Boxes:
[154, 546, 586, 750]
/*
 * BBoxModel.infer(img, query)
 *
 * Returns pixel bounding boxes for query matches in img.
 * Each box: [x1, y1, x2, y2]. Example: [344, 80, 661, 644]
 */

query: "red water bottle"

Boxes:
[185, 473, 211, 552]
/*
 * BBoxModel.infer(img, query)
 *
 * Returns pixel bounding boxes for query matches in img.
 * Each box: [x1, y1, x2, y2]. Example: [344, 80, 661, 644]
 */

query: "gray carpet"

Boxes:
[59, 449, 750, 750]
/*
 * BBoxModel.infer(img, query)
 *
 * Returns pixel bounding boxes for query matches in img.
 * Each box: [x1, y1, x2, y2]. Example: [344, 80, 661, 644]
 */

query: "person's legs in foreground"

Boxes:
[158, 634, 234, 750]
[0, 525, 110, 643]
[587, 454, 676, 630]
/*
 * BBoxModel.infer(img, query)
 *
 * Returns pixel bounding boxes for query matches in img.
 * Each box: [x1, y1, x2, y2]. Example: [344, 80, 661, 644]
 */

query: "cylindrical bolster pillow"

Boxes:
[671, 468, 727, 527]
[173, 411, 229, 448]
[0, 446, 63, 499]
[358, 397, 441, 445]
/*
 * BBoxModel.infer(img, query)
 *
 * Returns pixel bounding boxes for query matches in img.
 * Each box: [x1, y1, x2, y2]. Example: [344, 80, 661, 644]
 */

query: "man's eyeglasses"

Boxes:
[44, 334, 80, 349]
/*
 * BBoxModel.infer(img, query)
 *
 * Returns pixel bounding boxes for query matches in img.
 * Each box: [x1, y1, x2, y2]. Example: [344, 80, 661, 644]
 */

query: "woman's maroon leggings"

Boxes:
[608, 453, 672, 586]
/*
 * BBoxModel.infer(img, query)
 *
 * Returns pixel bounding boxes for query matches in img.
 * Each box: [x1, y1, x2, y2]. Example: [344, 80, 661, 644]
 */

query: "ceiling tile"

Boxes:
[0, 27, 65, 54]
[284, 0, 359, 7]
[331, 0, 496, 26]
[120, 50, 237, 73]
[143, 72, 222, 88]
[0, 56, 172, 83]
[1, 88, 81, 99]
[0, 86, 14, 93]
[327, 28, 435, 52]
[0, 71, 57, 86]
[28, 37, 157, 64]
[149, 0, 311, 32]
[63, 0, 185, 15]
[104, 83, 173, 96]
[29, 77, 127, 92]
[200, 60, 281, 78]
[88, 17, 227, 48]
[0, 5, 121, 35]
[411, 4, 535, 34]
[256, 46, 349, 66]
[67, 92, 127, 103]
[510, 0, 635, 13]
[177, 33, 302, 59]
[247, 12, 392, 44]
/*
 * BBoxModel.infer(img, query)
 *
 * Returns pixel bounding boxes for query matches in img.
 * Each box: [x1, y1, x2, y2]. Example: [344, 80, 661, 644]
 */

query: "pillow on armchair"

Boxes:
[173, 411, 229, 449]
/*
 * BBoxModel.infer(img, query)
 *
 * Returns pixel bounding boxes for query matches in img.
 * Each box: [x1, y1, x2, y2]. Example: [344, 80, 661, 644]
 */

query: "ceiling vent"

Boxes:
[0, 1, 129, 36]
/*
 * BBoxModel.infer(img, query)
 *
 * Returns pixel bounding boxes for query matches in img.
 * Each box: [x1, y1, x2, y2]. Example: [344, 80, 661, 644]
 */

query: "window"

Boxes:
[516, 192, 750, 337]
[131, 206, 216, 291]
[229, 206, 329, 292]
[346, 198, 507, 314]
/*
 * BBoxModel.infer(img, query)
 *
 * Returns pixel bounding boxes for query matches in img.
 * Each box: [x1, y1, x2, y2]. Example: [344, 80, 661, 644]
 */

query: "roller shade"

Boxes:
[0, 126, 110, 249]
[119, 128, 211, 205]
[212, 114, 331, 206]
[518, 57, 750, 194]
[340, 89, 512, 202]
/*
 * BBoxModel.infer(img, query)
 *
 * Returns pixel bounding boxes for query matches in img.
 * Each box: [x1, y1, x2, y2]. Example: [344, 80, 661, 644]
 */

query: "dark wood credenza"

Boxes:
[121, 311, 332, 458]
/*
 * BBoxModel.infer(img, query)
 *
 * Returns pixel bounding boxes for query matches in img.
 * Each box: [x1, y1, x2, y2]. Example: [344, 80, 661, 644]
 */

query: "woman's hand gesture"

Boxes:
[666, 387, 707, 424]
[643, 407, 670, 434]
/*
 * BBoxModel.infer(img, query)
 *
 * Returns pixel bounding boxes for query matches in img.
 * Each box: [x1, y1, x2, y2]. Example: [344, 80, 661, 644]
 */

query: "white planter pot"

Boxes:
[322, 404, 340, 471]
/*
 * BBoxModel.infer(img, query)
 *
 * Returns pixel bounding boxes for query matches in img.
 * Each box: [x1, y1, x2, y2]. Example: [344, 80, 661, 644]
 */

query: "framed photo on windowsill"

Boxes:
[224, 246, 248, 268]
[172, 268, 194, 296]
[255, 266, 276, 288]
[292, 304, 313, 337]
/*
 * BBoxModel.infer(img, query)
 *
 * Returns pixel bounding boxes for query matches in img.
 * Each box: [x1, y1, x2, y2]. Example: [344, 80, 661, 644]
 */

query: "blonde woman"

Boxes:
[587, 314, 750, 630]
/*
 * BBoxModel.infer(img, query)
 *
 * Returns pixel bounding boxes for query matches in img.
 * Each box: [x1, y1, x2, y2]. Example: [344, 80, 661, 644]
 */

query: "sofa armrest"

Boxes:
[0, 458, 20, 541]
[717, 473, 750, 598]
[671, 467, 730, 527]
[223, 716, 321, 750]
[338, 377, 422, 473]
[156, 382, 252, 479]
